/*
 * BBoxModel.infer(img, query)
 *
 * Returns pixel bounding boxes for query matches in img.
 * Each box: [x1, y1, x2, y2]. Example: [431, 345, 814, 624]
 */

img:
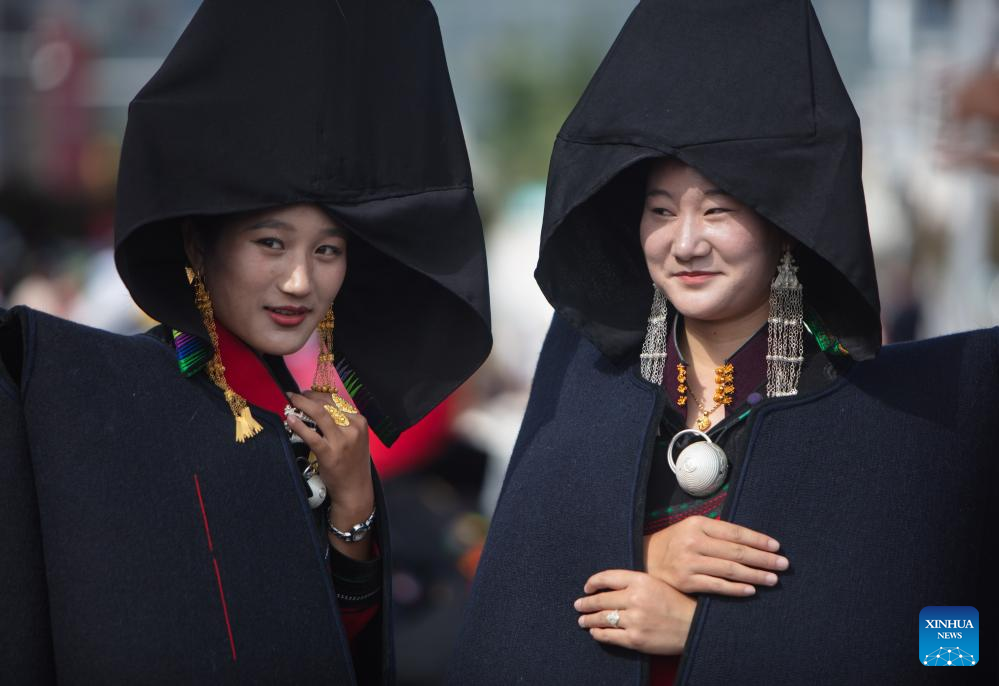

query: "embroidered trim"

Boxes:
[335, 355, 400, 444]
[803, 307, 849, 357]
[644, 484, 730, 535]
[174, 330, 402, 443]
[173, 329, 212, 377]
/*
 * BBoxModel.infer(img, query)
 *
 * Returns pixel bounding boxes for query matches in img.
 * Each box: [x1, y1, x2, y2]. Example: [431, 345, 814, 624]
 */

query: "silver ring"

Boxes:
[606, 610, 621, 628]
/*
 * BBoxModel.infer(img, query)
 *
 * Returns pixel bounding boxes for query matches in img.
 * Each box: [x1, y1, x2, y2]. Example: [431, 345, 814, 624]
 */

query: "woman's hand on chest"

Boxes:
[574, 569, 695, 655]
[643, 515, 788, 597]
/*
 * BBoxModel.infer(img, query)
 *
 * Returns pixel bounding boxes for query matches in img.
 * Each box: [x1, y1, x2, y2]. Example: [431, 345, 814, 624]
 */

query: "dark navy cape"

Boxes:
[0, 307, 393, 684]
[451, 314, 999, 685]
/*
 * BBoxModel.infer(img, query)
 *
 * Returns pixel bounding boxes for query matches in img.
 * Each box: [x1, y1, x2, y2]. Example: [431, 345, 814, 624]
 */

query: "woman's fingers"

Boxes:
[287, 391, 342, 441]
[579, 572, 696, 655]
[573, 589, 631, 614]
[578, 609, 627, 630]
[588, 627, 637, 649]
[700, 517, 780, 552]
[681, 573, 757, 597]
[697, 539, 787, 575]
[645, 516, 788, 592]
[583, 569, 643, 594]
[285, 413, 329, 454]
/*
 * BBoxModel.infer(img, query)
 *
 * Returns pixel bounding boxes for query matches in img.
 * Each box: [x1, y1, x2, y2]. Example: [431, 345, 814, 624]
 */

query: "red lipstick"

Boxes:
[674, 271, 718, 284]
[265, 306, 309, 327]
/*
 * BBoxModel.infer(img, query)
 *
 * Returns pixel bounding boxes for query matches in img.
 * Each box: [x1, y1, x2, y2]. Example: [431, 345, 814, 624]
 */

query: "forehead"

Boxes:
[241, 203, 339, 229]
[645, 158, 716, 192]
[220, 204, 345, 240]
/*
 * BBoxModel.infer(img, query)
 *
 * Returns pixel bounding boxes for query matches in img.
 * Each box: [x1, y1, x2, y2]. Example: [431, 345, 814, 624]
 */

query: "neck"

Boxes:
[214, 320, 292, 416]
[680, 299, 769, 371]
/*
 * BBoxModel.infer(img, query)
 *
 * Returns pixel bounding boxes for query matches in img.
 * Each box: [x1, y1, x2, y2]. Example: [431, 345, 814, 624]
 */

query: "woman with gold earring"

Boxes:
[0, 0, 489, 683]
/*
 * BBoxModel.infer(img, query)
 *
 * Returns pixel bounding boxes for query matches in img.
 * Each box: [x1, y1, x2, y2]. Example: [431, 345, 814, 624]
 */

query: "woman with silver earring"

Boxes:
[452, 1, 997, 685]
[0, 1, 489, 683]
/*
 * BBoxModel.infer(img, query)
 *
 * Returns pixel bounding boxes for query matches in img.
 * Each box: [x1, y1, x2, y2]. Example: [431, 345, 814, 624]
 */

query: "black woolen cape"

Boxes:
[0, 307, 395, 684]
[451, 315, 998, 685]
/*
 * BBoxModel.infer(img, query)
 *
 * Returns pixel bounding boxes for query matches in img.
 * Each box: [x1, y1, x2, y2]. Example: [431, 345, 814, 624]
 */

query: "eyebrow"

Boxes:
[646, 188, 731, 199]
[244, 218, 345, 237]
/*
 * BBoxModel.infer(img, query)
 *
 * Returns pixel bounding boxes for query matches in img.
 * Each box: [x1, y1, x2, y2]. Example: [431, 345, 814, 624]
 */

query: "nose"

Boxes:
[672, 212, 711, 263]
[279, 261, 312, 297]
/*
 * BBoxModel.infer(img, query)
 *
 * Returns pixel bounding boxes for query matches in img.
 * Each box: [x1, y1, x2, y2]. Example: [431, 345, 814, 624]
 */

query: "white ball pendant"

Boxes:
[666, 429, 729, 497]
[305, 474, 327, 509]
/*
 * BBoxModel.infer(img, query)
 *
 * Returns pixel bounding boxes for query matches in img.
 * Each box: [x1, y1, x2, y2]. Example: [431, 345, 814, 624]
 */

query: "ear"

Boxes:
[769, 223, 797, 255]
[181, 219, 205, 274]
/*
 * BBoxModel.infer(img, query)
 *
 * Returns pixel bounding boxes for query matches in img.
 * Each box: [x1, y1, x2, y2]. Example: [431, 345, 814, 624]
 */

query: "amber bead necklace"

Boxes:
[675, 362, 734, 431]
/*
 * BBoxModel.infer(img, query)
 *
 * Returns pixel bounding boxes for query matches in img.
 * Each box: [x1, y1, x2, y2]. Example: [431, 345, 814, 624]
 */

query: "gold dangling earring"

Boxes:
[311, 304, 357, 421]
[186, 266, 263, 443]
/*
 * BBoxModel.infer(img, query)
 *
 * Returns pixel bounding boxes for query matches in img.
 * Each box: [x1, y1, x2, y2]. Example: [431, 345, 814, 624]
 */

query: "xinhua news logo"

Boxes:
[919, 606, 979, 666]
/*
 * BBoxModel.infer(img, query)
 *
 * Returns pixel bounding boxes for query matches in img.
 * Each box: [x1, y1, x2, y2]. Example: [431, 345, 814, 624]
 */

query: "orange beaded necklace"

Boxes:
[675, 362, 735, 431]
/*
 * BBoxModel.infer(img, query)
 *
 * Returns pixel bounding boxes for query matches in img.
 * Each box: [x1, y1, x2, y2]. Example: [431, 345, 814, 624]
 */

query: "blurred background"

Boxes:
[1, 0, 997, 682]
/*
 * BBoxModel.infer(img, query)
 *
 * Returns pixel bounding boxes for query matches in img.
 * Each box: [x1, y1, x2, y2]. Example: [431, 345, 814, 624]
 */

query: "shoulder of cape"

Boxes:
[509, 311, 659, 469]
[0, 306, 177, 394]
[842, 326, 999, 416]
[860, 326, 999, 372]
[526, 311, 662, 404]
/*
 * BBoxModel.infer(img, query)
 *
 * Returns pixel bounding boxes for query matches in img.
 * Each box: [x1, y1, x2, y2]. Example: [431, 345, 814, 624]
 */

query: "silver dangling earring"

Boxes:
[640, 285, 670, 384]
[766, 249, 804, 397]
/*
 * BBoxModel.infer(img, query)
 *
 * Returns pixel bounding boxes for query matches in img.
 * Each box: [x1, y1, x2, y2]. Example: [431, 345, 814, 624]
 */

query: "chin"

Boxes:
[664, 292, 721, 317]
[246, 332, 311, 357]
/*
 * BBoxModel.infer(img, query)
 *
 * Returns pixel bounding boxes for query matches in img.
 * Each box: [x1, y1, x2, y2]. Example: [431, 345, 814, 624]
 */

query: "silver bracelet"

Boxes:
[327, 505, 376, 543]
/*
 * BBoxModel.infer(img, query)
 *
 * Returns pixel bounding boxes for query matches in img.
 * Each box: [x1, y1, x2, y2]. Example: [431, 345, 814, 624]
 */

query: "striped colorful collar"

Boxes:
[171, 327, 400, 443]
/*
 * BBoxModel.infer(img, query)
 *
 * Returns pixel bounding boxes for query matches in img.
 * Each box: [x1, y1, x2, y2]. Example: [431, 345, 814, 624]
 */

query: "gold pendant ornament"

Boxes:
[323, 403, 351, 427]
[328, 390, 357, 415]
[187, 267, 263, 443]
[311, 304, 358, 416]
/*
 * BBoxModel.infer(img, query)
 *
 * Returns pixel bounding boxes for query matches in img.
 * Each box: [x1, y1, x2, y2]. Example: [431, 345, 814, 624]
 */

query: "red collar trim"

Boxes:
[215, 322, 290, 418]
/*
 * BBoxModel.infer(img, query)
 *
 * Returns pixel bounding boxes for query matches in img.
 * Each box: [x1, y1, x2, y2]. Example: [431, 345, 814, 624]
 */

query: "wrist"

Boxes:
[328, 499, 374, 529]
[327, 482, 374, 518]
[327, 499, 376, 541]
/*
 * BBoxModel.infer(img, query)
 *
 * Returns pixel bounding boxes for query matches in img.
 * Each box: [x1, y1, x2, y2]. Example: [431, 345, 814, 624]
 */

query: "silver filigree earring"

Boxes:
[766, 249, 804, 397]
[640, 285, 670, 384]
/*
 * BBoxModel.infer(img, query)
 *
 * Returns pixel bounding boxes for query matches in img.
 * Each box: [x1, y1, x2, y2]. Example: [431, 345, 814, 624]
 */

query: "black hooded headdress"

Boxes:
[536, 0, 880, 361]
[114, 0, 491, 445]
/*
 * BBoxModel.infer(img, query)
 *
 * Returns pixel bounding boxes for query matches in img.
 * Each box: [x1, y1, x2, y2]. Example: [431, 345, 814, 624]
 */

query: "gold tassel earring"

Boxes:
[187, 267, 263, 443]
[311, 304, 357, 425]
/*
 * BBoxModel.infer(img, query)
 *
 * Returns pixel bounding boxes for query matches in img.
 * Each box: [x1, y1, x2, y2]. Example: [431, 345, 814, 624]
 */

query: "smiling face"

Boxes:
[639, 159, 783, 327]
[183, 203, 347, 356]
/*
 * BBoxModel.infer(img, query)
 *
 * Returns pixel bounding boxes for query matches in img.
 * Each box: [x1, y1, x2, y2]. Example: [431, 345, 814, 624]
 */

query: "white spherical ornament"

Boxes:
[666, 429, 729, 497]
[305, 474, 327, 509]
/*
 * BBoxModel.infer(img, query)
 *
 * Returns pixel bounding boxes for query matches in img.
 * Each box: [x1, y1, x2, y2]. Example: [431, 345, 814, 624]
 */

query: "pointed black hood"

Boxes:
[114, 0, 491, 445]
[536, 0, 880, 361]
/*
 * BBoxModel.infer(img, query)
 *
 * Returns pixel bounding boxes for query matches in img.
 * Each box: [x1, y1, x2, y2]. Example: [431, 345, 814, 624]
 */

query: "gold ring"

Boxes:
[329, 390, 358, 415]
[323, 404, 350, 427]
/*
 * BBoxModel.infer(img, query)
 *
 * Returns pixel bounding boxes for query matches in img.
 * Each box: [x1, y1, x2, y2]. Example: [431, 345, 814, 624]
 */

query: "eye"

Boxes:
[255, 237, 284, 249]
[649, 206, 675, 218]
[705, 207, 733, 216]
[316, 244, 344, 257]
